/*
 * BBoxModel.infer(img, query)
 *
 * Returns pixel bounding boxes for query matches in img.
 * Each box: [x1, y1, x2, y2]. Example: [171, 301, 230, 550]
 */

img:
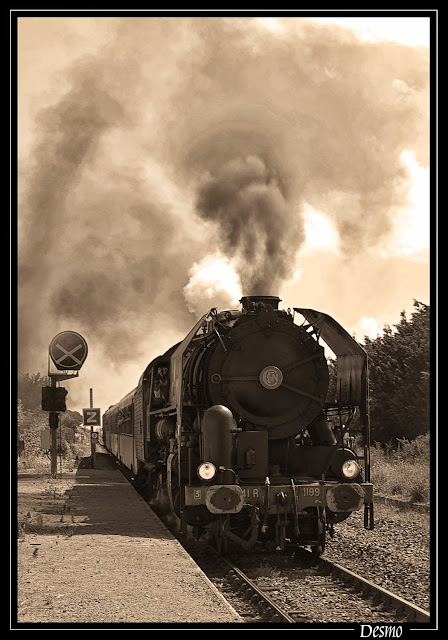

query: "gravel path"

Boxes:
[17, 454, 241, 625]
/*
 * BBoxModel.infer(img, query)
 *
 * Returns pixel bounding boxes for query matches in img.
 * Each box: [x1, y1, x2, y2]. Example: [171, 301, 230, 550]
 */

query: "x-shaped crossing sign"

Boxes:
[49, 331, 88, 370]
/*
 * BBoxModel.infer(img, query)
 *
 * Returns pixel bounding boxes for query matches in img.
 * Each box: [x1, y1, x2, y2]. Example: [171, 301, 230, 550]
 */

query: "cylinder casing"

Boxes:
[201, 405, 235, 469]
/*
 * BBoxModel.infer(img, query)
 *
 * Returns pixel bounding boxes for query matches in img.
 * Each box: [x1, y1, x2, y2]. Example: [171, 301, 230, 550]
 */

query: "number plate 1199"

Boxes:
[302, 487, 321, 497]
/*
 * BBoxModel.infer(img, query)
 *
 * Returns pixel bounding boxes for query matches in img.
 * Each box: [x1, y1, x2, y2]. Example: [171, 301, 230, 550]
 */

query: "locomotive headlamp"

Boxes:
[341, 460, 360, 479]
[198, 462, 216, 481]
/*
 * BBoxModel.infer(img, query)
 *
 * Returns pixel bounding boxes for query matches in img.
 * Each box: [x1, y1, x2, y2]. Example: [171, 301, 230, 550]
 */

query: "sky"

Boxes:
[16, 14, 431, 414]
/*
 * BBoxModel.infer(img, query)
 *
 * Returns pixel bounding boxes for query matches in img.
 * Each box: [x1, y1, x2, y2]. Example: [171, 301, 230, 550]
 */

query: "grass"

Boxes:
[370, 433, 430, 503]
[17, 442, 92, 541]
[17, 473, 79, 540]
[18, 440, 92, 474]
[17, 454, 52, 473]
[244, 560, 282, 580]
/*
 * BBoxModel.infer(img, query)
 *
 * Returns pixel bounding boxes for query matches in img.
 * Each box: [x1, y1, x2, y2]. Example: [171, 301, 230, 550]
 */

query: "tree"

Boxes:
[17, 397, 48, 459]
[61, 410, 83, 429]
[60, 410, 83, 443]
[17, 372, 50, 410]
[17, 373, 83, 462]
[326, 357, 337, 404]
[362, 301, 430, 445]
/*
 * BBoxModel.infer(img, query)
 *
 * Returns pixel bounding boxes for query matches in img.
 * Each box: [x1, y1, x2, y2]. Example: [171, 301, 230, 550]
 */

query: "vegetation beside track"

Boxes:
[371, 432, 430, 503]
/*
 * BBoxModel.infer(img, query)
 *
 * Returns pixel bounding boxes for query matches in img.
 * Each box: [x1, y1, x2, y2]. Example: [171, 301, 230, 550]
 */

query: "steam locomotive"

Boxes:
[103, 295, 374, 555]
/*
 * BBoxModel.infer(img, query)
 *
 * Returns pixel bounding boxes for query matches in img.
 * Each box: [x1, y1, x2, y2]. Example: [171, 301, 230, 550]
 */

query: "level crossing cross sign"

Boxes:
[49, 331, 88, 370]
[83, 408, 101, 426]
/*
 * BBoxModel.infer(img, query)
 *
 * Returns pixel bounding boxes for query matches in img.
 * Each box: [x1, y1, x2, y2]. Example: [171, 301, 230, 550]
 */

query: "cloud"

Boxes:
[18, 17, 429, 409]
[380, 151, 430, 260]
[301, 205, 340, 255]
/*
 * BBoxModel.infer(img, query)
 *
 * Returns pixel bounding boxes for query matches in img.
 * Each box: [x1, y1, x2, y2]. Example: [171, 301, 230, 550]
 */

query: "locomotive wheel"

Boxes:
[216, 530, 229, 556]
[214, 515, 230, 556]
[311, 507, 326, 556]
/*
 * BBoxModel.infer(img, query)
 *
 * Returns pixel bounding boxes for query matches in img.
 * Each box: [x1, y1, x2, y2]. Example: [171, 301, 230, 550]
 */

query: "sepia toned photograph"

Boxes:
[14, 10, 434, 632]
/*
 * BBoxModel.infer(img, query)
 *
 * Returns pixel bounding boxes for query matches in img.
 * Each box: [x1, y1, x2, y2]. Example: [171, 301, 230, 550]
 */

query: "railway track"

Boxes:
[220, 556, 295, 622]
[185, 542, 430, 624]
[122, 463, 430, 625]
[317, 555, 430, 624]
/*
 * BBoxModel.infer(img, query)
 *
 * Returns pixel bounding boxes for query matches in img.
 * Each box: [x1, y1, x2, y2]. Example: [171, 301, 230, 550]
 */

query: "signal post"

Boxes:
[48, 376, 64, 477]
[43, 331, 88, 477]
[83, 392, 101, 468]
[90, 388, 95, 464]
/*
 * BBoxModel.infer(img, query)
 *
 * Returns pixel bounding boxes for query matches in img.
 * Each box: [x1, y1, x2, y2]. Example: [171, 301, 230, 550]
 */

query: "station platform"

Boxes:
[17, 453, 242, 625]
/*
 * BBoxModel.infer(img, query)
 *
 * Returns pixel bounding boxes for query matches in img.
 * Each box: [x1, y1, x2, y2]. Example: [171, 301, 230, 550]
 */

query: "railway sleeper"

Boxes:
[394, 604, 406, 618]
[263, 606, 274, 620]
[243, 586, 253, 600]
[370, 591, 383, 605]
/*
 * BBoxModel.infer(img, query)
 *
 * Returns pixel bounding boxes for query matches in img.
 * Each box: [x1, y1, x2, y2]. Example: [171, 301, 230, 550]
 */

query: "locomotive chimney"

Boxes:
[240, 295, 281, 311]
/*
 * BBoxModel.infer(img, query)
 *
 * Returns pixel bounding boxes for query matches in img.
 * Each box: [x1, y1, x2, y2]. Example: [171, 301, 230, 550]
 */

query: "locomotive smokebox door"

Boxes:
[207, 313, 329, 439]
[236, 431, 268, 479]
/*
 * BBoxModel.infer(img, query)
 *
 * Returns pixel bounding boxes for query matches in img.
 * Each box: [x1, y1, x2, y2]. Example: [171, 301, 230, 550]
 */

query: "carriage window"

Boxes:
[118, 405, 132, 434]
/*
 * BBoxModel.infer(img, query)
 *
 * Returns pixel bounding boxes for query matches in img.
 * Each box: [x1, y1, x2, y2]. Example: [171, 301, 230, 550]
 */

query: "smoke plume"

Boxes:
[195, 155, 301, 294]
[183, 256, 242, 317]
[18, 17, 429, 407]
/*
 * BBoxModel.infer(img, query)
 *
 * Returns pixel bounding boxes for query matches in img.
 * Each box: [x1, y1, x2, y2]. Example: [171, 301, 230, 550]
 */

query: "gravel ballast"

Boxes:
[211, 502, 430, 623]
[323, 504, 430, 612]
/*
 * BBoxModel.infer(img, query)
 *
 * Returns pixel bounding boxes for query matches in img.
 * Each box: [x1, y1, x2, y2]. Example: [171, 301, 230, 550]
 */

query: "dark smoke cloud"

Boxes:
[161, 18, 428, 256]
[195, 155, 303, 293]
[18, 17, 429, 407]
[18, 41, 204, 372]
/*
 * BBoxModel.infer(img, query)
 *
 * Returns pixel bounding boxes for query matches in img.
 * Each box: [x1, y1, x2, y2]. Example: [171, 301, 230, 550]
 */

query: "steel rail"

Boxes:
[316, 553, 430, 623]
[218, 554, 295, 623]
[209, 546, 430, 624]
[126, 465, 429, 624]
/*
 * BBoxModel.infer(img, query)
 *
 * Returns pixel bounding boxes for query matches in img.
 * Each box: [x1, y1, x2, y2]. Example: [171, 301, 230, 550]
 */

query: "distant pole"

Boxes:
[90, 388, 96, 466]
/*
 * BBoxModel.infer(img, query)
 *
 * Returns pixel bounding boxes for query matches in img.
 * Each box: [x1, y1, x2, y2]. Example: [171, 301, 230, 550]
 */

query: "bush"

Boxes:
[370, 434, 430, 503]
[17, 372, 88, 473]
[17, 452, 52, 472]
[394, 432, 430, 462]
